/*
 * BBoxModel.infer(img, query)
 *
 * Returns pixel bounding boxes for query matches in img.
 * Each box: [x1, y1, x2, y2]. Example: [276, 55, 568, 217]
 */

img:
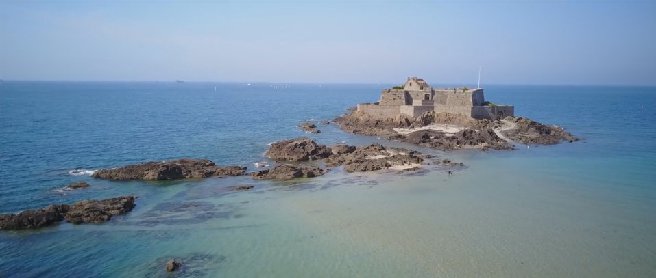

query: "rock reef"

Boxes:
[0, 196, 136, 230]
[252, 164, 326, 180]
[259, 138, 434, 180]
[92, 159, 246, 181]
[266, 137, 332, 161]
[325, 143, 426, 172]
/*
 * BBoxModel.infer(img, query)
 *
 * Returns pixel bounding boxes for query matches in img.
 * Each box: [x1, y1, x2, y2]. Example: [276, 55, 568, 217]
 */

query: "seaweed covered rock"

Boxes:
[251, 164, 326, 180]
[92, 159, 246, 181]
[265, 137, 332, 161]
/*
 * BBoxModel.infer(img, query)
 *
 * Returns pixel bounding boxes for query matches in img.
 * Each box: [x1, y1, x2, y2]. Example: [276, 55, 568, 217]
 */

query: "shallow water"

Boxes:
[1, 82, 655, 277]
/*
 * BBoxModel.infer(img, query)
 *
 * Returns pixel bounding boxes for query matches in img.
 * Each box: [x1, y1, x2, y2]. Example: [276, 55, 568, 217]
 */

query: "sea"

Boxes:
[0, 82, 655, 277]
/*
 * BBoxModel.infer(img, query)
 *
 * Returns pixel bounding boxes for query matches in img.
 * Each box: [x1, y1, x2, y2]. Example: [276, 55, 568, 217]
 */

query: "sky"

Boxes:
[0, 0, 655, 85]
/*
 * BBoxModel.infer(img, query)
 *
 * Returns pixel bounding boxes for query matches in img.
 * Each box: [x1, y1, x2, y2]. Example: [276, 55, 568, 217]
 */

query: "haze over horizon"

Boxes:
[1, 0, 655, 86]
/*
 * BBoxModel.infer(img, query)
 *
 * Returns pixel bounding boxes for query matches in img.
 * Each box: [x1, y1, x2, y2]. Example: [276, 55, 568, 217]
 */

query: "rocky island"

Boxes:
[334, 77, 577, 150]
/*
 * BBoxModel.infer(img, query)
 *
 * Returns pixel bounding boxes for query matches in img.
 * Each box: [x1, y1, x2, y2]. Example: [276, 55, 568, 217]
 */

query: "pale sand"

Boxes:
[393, 124, 465, 135]
[387, 163, 422, 170]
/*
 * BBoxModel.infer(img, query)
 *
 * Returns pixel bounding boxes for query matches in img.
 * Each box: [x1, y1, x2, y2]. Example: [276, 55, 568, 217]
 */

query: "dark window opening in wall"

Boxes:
[424, 94, 430, 100]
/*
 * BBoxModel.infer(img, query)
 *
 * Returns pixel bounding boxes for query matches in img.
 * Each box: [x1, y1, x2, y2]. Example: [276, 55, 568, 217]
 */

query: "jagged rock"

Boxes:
[92, 159, 246, 181]
[64, 196, 136, 224]
[299, 122, 321, 133]
[0, 204, 69, 230]
[330, 144, 356, 155]
[502, 117, 579, 144]
[166, 259, 181, 272]
[403, 128, 511, 150]
[0, 196, 136, 230]
[64, 181, 90, 190]
[231, 184, 254, 191]
[251, 164, 326, 180]
[265, 137, 332, 161]
[326, 144, 425, 173]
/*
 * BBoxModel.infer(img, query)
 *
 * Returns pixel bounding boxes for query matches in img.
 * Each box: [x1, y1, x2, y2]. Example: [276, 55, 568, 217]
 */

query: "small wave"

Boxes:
[68, 169, 96, 176]
[254, 162, 269, 168]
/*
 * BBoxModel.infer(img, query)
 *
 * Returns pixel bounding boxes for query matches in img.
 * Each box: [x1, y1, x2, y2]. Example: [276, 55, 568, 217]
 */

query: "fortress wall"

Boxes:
[407, 90, 433, 102]
[471, 105, 515, 120]
[412, 99, 434, 106]
[379, 89, 408, 105]
[357, 104, 400, 119]
[400, 105, 434, 117]
[435, 105, 473, 117]
[471, 89, 485, 106]
[435, 89, 474, 107]
[493, 105, 514, 118]
[471, 106, 493, 119]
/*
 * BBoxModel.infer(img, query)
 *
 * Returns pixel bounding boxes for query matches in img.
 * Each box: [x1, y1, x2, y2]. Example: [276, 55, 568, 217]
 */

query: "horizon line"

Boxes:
[1, 79, 655, 88]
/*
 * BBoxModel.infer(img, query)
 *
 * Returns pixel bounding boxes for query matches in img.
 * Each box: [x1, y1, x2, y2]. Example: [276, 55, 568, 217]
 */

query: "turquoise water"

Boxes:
[1, 82, 655, 277]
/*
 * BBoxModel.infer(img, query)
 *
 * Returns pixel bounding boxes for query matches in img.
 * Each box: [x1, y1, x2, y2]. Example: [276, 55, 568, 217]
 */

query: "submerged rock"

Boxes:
[252, 164, 326, 180]
[166, 259, 181, 272]
[92, 159, 246, 181]
[265, 137, 332, 161]
[231, 184, 255, 191]
[0, 196, 136, 230]
[63, 181, 90, 190]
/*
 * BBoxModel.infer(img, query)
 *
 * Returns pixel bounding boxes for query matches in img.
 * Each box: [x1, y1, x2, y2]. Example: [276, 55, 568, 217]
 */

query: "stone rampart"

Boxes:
[356, 104, 400, 119]
[400, 105, 434, 117]
[379, 89, 408, 105]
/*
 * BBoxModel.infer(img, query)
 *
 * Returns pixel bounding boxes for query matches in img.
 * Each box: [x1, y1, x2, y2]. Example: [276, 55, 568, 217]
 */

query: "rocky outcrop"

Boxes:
[92, 159, 246, 181]
[501, 117, 578, 144]
[0, 196, 136, 230]
[64, 196, 136, 224]
[252, 164, 326, 180]
[265, 137, 332, 161]
[63, 181, 90, 190]
[299, 122, 321, 133]
[326, 144, 426, 172]
[403, 128, 512, 151]
[0, 204, 69, 230]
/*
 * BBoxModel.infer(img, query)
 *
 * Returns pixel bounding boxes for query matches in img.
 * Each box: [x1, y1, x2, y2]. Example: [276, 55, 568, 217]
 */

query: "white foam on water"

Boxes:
[254, 162, 269, 168]
[68, 169, 96, 176]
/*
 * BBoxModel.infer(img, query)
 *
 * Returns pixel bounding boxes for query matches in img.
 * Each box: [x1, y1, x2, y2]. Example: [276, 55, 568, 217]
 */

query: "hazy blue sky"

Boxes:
[1, 0, 654, 85]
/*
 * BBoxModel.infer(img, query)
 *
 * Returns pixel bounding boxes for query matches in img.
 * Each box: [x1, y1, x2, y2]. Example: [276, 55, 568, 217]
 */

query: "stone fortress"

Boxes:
[357, 77, 514, 120]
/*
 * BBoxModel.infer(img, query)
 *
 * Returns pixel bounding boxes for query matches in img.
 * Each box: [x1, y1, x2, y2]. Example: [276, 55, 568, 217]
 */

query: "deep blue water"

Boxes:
[1, 82, 655, 277]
